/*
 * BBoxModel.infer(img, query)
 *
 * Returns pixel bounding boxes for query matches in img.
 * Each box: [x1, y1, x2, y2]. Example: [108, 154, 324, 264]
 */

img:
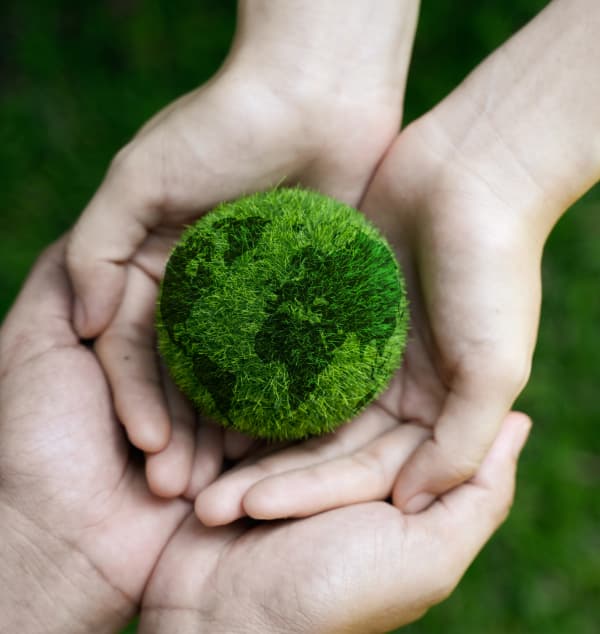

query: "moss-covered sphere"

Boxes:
[157, 187, 408, 440]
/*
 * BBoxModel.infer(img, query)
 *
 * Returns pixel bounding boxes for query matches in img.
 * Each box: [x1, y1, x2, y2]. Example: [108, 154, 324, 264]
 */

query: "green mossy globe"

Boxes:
[157, 187, 408, 441]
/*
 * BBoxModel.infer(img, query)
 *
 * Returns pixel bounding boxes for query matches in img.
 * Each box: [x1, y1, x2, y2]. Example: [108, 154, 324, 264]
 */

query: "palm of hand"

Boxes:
[0, 245, 528, 634]
[362, 123, 542, 506]
[142, 503, 439, 634]
[194, 122, 542, 523]
[0, 248, 189, 609]
[79, 70, 399, 301]
[142, 406, 526, 634]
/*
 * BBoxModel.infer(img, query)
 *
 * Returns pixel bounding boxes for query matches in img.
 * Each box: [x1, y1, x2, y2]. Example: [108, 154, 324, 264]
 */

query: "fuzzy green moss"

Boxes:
[157, 187, 408, 440]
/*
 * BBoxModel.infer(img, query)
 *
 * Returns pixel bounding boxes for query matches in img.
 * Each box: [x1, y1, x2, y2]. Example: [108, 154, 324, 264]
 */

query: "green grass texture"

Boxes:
[1, 2, 598, 633]
[158, 188, 408, 440]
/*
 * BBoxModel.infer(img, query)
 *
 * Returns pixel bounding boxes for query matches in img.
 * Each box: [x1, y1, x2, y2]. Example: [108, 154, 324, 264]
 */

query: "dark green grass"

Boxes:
[1, 2, 598, 633]
[158, 188, 407, 439]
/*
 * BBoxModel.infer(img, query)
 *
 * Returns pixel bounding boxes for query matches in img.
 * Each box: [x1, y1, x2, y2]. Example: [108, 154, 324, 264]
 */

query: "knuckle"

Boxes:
[428, 569, 460, 604]
[459, 349, 532, 397]
[491, 353, 532, 394]
[492, 483, 516, 527]
[438, 447, 481, 484]
[108, 140, 165, 207]
[352, 450, 387, 490]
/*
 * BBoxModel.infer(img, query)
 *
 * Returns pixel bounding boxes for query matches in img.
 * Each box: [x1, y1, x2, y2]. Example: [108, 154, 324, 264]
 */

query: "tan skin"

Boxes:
[141, 415, 529, 634]
[0, 241, 530, 632]
[5, 0, 597, 629]
[0, 241, 197, 632]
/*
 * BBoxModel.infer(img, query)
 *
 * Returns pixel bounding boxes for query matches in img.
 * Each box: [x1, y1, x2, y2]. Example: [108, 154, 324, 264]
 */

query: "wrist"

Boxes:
[228, 0, 419, 111]
[420, 0, 600, 235]
[0, 498, 133, 633]
[409, 112, 555, 241]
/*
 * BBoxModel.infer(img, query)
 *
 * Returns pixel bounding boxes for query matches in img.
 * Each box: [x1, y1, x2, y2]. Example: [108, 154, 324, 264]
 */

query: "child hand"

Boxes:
[66, 2, 419, 497]
[194, 0, 600, 521]
[194, 120, 542, 524]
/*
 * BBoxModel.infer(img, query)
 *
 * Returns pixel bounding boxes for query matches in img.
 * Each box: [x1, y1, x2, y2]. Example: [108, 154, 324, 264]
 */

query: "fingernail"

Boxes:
[510, 416, 532, 457]
[403, 492, 435, 514]
[73, 298, 86, 335]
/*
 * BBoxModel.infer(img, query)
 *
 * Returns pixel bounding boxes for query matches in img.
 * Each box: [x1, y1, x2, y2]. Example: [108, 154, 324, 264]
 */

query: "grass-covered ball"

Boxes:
[157, 187, 408, 440]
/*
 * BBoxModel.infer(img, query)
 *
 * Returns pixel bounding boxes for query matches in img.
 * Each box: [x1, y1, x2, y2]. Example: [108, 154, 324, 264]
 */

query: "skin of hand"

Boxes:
[0, 239, 222, 633]
[65, 0, 420, 499]
[0, 243, 532, 634]
[140, 412, 531, 634]
[194, 0, 600, 525]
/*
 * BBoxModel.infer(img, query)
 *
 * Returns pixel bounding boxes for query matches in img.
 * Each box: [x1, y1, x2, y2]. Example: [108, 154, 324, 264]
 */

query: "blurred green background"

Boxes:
[1, 1, 598, 633]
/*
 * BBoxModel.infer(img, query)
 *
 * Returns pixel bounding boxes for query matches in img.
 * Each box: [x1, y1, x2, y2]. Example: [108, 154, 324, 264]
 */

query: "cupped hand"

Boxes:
[359, 120, 543, 512]
[0, 240, 222, 631]
[65, 2, 419, 497]
[140, 412, 531, 634]
[194, 116, 542, 525]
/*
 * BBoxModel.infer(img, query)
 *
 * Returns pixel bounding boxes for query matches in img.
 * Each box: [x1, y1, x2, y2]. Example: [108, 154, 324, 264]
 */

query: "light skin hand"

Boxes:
[66, 0, 420, 498]
[141, 413, 531, 634]
[196, 409, 431, 526]
[196, 0, 600, 524]
[0, 239, 222, 632]
[374, 0, 600, 511]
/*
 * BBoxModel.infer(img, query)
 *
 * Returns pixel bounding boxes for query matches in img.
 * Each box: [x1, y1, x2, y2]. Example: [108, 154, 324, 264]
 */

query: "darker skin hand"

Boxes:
[0, 239, 221, 631]
[141, 412, 531, 634]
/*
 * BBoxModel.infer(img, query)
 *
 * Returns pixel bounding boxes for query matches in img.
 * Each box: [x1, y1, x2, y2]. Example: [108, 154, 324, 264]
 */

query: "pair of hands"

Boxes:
[65, 1, 544, 524]
[0, 240, 529, 633]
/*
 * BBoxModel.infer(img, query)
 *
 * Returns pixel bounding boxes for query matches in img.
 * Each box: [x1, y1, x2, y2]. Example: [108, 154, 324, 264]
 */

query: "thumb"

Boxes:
[0, 237, 76, 367]
[418, 411, 532, 577]
[66, 145, 162, 338]
[393, 361, 528, 513]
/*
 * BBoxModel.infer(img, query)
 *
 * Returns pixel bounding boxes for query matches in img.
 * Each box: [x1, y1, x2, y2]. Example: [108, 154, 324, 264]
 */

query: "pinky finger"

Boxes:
[185, 418, 225, 500]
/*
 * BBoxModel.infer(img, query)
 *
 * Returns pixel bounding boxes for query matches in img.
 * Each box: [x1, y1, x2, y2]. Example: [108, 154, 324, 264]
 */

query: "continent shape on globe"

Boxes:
[157, 187, 408, 440]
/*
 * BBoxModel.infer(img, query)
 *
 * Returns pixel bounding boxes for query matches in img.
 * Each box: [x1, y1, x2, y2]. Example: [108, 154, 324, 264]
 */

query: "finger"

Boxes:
[223, 428, 257, 461]
[415, 412, 531, 581]
[194, 404, 398, 526]
[243, 423, 431, 520]
[393, 377, 524, 513]
[66, 145, 162, 338]
[0, 237, 76, 368]
[145, 369, 196, 498]
[184, 419, 224, 500]
[95, 265, 171, 452]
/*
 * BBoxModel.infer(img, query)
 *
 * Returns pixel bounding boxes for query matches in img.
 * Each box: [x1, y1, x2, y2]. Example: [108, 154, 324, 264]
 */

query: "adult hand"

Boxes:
[0, 240, 221, 632]
[65, 0, 420, 498]
[141, 413, 531, 633]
